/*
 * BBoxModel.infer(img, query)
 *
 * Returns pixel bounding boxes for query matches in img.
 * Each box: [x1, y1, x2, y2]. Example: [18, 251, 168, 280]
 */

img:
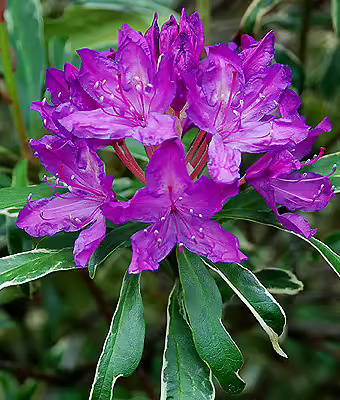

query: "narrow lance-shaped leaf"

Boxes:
[6, 0, 46, 138]
[331, 0, 340, 36]
[240, 0, 283, 35]
[161, 283, 215, 400]
[6, 160, 32, 255]
[203, 260, 287, 357]
[216, 208, 340, 278]
[255, 268, 304, 295]
[0, 248, 76, 290]
[177, 248, 245, 394]
[90, 273, 145, 400]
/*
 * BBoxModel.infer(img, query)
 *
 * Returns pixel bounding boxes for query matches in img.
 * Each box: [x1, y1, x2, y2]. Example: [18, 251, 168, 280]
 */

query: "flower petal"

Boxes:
[179, 217, 247, 264]
[278, 213, 317, 239]
[17, 193, 101, 237]
[181, 176, 239, 218]
[272, 171, 335, 212]
[208, 134, 242, 183]
[129, 221, 177, 273]
[74, 212, 107, 267]
[145, 140, 190, 197]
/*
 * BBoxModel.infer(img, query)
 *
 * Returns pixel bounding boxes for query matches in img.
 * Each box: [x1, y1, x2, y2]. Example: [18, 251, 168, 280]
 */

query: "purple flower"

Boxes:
[104, 140, 246, 273]
[119, 9, 205, 111]
[186, 32, 310, 184]
[57, 38, 178, 145]
[17, 136, 118, 267]
[246, 150, 336, 238]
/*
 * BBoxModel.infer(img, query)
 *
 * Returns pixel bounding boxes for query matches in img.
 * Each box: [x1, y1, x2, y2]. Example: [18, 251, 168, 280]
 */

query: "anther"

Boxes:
[75, 217, 81, 224]
[191, 235, 196, 241]
[135, 84, 142, 92]
[302, 173, 307, 178]
[68, 185, 73, 191]
[333, 164, 337, 170]
[190, 209, 194, 214]
[45, 144, 52, 150]
[239, 99, 244, 107]
[146, 83, 153, 88]
[43, 119, 47, 125]
[179, 242, 184, 248]
[94, 81, 100, 89]
[144, 229, 148, 233]
[28, 193, 33, 201]
[42, 98, 47, 105]
[154, 230, 159, 235]
[100, 95, 105, 102]
[129, 106, 135, 112]
[178, 196, 183, 201]
[259, 93, 266, 99]
[199, 213, 203, 218]
[233, 110, 239, 117]
[161, 216, 166, 221]
[199, 227, 203, 233]
[102, 79, 107, 85]
[157, 238, 162, 245]
[58, 92, 62, 98]
[134, 75, 140, 81]
[71, 175, 75, 180]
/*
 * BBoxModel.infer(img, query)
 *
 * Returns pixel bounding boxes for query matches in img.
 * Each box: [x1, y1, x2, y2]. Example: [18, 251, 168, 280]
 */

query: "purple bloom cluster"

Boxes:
[17, 10, 336, 273]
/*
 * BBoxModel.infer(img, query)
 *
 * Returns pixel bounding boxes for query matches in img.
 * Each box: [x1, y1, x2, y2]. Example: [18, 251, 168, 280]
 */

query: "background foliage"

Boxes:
[0, 0, 339, 399]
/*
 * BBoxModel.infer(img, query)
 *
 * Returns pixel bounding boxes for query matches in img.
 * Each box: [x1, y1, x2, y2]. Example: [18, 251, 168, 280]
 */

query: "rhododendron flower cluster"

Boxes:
[17, 9, 336, 273]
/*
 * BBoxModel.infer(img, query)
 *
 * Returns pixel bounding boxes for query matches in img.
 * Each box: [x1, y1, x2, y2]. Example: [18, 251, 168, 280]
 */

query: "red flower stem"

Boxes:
[113, 142, 146, 185]
[239, 176, 246, 186]
[120, 141, 146, 176]
[145, 145, 153, 160]
[191, 139, 208, 168]
[186, 130, 206, 164]
[190, 149, 209, 180]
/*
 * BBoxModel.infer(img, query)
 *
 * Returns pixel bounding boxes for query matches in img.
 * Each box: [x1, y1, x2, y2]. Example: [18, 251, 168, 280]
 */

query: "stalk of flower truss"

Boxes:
[104, 140, 247, 273]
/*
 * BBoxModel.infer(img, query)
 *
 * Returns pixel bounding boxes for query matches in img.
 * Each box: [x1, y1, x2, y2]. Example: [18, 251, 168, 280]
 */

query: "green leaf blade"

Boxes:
[0, 248, 76, 290]
[161, 283, 215, 400]
[6, 0, 46, 138]
[90, 273, 145, 400]
[255, 268, 304, 295]
[203, 260, 287, 357]
[177, 249, 245, 394]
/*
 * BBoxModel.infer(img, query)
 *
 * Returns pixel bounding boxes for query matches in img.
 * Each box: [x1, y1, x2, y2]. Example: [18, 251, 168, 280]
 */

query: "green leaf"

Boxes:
[331, 0, 340, 36]
[320, 44, 340, 99]
[6, 160, 32, 255]
[274, 45, 305, 93]
[0, 248, 76, 290]
[6, 0, 46, 138]
[89, 273, 145, 400]
[240, 0, 283, 35]
[125, 138, 148, 162]
[216, 208, 340, 278]
[303, 152, 340, 192]
[161, 283, 215, 400]
[0, 184, 61, 213]
[45, 3, 177, 53]
[177, 249, 245, 394]
[88, 222, 145, 278]
[255, 268, 304, 295]
[203, 260, 287, 357]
